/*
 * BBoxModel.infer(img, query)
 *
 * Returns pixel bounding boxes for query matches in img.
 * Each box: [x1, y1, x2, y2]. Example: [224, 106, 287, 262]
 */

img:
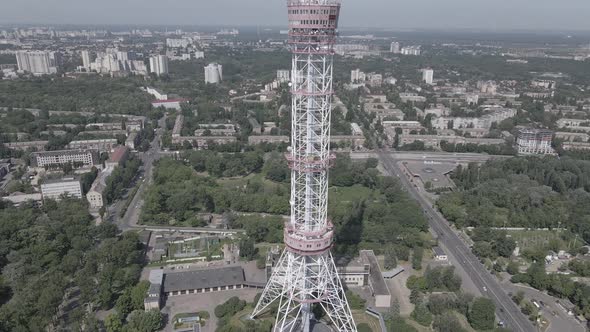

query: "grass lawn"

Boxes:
[329, 185, 375, 205]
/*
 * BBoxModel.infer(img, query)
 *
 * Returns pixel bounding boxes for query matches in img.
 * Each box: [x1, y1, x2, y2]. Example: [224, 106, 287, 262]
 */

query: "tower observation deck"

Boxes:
[251, 1, 357, 331]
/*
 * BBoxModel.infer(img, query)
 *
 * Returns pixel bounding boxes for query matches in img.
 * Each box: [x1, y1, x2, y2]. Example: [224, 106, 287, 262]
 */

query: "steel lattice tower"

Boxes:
[251, 1, 356, 331]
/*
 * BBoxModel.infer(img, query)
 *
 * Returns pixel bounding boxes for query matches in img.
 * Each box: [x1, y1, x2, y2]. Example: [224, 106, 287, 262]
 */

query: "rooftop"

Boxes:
[360, 250, 390, 296]
[108, 146, 129, 163]
[163, 266, 245, 293]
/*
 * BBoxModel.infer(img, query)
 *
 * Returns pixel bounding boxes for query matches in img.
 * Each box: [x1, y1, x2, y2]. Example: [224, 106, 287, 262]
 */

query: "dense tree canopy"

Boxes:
[0, 200, 143, 331]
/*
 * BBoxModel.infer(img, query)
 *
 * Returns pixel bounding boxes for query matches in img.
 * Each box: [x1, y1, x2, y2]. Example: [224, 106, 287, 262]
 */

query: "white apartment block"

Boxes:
[31, 149, 99, 168]
[204, 63, 223, 84]
[400, 46, 421, 56]
[350, 69, 366, 83]
[422, 68, 434, 84]
[41, 178, 83, 201]
[277, 69, 290, 83]
[390, 41, 400, 54]
[150, 55, 169, 76]
[81, 50, 91, 69]
[16, 50, 61, 75]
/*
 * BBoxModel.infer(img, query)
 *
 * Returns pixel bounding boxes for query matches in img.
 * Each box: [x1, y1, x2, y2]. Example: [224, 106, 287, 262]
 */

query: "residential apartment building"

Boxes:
[149, 55, 169, 76]
[204, 63, 223, 84]
[517, 129, 555, 155]
[31, 149, 99, 168]
[16, 50, 61, 75]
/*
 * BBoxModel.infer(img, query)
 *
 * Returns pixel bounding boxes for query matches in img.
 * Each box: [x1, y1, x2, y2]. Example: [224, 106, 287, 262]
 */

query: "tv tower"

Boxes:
[251, 0, 356, 331]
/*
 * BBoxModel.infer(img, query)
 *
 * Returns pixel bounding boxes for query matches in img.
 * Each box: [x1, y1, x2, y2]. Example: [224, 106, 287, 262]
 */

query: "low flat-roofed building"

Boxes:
[562, 142, 590, 151]
[336, 256, 370, 287]
[31, 149, 99, 169]
[360, 250, 391, 308]
[194, 128, 235, 137]
[399, 93, 426, 103]
[67, 139, 117, 152]
[152, 99, 188, 110]
[145, 269, 164, 311]
[163, 266, 260, 297]
[41, 177, 83, 201]
[365, 103, 405, 121]
[331, 135, 366, 150]
[6, 140, 48, 151]
[555, 132, 590, 142]
[80, 130, 128, 137]
[248, 135, 290, 145]
[172, 136, 237, 149]
[383, 121, 424, 137]
[557, 118, 588, 128]
[399, 134, 505, 149]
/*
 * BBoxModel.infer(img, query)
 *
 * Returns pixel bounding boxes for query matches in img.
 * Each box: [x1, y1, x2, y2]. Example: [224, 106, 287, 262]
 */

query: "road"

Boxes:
[377, 149, 536, 332]
[107, 116, 166, 230]
[351, 151, 508, 164]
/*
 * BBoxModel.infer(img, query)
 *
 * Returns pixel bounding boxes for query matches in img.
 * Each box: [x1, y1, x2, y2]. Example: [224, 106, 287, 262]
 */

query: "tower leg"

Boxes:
[252, 250, 357, 332]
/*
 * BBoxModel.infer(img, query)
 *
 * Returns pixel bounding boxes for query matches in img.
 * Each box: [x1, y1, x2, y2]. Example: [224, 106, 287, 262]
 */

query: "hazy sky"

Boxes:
[1, 0, 590, 31]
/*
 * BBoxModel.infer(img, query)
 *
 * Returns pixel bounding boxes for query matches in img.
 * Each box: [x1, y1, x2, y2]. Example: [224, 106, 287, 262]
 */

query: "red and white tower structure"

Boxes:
[251, 1, 356, 331]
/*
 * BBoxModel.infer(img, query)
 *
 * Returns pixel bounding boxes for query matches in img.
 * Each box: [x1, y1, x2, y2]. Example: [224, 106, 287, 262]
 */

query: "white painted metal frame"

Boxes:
[252, 1, 355, 330]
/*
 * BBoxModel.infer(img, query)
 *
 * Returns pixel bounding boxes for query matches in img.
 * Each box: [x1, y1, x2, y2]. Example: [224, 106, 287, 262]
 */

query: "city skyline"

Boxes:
[1, 0, 590, 32]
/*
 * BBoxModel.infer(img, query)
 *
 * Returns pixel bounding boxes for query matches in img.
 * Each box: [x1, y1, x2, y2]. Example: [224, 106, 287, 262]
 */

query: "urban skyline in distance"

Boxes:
[1, 0, 590, 32]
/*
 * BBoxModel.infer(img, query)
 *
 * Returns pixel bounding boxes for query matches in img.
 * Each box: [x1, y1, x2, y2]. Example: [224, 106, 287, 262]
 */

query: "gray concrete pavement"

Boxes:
[377, 149, 536, 332]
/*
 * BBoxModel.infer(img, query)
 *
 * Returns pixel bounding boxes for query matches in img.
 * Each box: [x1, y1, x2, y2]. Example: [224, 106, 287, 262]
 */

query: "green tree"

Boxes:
[239, 237, 257, 260]
[412, 247, 423, 270]
[105, 313, 124, 332]
[411, 304, 432, 326]
[126, 310, 164, 332]
[468, 297, 496, 330]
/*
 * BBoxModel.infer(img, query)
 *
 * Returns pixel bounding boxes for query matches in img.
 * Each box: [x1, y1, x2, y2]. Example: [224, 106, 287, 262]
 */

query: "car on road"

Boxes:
[483, 286, 487, 292]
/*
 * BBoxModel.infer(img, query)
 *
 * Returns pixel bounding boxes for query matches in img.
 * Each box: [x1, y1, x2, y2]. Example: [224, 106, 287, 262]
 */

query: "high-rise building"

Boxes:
[390, 41, 400, 53]
[277, 69, 290, 83]
[117, 51, 130, 62]
[422, 68, 434, 84]
[350, 68, 366, 83]
[204, 63, 223, 84]
[251, 0, 356, 331]
[149, 55, 169, 76]
[16, 50, 61, 75]
[401, 46, 421, 56]
[81, 50, 92, 70]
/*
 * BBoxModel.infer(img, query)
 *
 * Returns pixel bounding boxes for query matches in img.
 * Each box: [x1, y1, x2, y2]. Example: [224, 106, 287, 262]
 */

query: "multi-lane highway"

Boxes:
[377, 149, 536, 332]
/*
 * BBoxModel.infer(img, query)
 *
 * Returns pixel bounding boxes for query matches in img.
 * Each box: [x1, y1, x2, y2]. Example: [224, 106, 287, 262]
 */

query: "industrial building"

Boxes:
[41, 177, 83, 201]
